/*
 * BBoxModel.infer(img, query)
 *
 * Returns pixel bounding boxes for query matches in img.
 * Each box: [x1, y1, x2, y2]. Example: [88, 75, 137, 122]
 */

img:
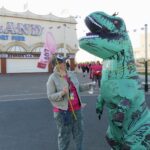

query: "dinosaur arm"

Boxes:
[96, 94, 105, 114]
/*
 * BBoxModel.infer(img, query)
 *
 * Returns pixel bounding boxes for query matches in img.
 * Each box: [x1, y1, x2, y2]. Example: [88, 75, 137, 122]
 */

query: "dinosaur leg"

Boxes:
[105, 127, 122, 150]
[105, 134, 122, 150]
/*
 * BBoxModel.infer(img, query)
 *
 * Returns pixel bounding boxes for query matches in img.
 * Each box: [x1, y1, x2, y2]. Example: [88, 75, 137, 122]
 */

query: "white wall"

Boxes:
[6, 59, 48, 73]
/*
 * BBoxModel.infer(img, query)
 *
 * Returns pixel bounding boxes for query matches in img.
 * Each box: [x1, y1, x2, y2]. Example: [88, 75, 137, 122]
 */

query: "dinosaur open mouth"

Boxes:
[85, 16, 110, 36]
[86, 32, 92, 36]
[86, 32, 96, 36]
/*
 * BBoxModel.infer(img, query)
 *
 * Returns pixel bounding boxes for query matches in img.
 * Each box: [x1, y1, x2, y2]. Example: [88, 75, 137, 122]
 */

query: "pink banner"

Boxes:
[37, 32, 56, 69]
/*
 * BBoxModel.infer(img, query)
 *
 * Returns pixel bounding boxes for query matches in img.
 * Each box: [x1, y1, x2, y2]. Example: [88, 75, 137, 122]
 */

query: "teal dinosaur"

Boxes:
[79, 11, 150, 150]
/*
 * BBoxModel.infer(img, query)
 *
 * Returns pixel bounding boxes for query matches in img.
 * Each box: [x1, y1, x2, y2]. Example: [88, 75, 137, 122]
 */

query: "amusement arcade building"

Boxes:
[0, 7, 78, 74]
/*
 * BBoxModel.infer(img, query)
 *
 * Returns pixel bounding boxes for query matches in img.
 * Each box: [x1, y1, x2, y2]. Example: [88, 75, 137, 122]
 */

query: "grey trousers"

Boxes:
[54, 109, 84, 150]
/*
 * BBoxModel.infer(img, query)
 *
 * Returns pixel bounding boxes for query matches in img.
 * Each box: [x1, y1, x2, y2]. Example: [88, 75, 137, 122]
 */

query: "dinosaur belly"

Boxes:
[101, 79, 150, 133]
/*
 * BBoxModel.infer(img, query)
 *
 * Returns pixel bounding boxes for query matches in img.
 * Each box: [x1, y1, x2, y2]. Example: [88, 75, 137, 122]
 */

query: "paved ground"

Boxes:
[0, 72, 149, 150]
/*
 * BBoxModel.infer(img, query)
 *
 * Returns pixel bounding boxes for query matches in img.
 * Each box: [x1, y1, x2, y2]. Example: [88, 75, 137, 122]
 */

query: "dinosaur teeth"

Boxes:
[88, 16, 102, 28]
[84, 35, 99, 39]
[79, 35, 99, 40]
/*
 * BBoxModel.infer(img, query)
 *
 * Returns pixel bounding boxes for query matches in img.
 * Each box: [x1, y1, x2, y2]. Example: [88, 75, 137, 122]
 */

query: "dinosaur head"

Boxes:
[79, 11, 129, 59]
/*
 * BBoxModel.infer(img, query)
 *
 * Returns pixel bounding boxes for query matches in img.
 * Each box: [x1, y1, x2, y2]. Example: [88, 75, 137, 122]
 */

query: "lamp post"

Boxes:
[63, 24, 67, 57]
[144, 24, 149, 92]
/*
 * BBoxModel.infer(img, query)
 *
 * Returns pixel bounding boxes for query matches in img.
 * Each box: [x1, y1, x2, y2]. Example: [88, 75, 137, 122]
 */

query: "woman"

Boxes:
[46, 55, 95, 150]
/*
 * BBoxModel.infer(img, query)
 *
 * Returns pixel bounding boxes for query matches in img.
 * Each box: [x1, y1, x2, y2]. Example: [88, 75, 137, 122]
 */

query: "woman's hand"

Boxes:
[61, 87, 68, 96]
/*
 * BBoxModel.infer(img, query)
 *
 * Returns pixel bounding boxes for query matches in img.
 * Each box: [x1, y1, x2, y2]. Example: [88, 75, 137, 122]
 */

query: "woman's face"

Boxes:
[59, 62, 66, 70]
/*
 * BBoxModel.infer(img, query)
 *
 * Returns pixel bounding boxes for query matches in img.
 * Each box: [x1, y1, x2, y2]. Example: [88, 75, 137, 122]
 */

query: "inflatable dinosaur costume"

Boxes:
[79, 11, 150, 150]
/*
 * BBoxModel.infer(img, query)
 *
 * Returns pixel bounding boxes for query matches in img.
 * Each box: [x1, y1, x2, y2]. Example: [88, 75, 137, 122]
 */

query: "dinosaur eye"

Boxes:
[114, 20, 119, 25]
[113, 20, 120, 28]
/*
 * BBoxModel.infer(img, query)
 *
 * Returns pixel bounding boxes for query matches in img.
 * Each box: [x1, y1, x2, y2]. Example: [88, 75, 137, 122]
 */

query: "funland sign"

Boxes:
[0, 22, 44, 41]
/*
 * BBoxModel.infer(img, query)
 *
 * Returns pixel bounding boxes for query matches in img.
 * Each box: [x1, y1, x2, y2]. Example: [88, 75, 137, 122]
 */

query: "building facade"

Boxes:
[134, 33, 150, 60]
[133, 33, 150, 73]
[0, 7, 78, 74]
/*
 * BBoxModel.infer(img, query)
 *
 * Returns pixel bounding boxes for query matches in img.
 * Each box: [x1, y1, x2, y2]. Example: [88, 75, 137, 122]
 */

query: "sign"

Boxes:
[37, 32, 57, 69]
[0, 22, 44, 36]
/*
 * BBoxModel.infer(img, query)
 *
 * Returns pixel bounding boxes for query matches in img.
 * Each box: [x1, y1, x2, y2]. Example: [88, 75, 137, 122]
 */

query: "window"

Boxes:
[32, 47, 43, 53]
[7, 46, 26, 52]
[57, 48, 69, 53]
